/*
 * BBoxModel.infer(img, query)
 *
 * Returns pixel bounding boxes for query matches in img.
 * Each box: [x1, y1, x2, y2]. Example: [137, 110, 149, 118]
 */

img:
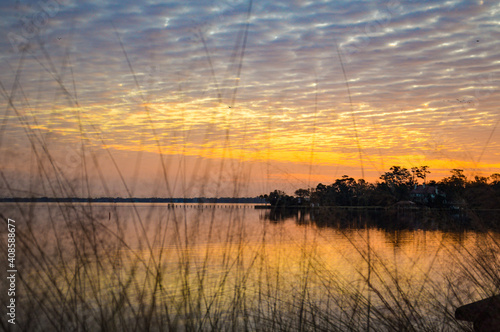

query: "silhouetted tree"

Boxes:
[439, 169, 467, 203]
[264, 190, 298, 207]
[379, 166, 414, 201]
[262, 166, 500, 211]
[490, 173, 500, 185]
[411, 165, 430, 184]
[294, 188, 311, 205]
[464, 175, 499, 209]
[442, 169, 467, 187]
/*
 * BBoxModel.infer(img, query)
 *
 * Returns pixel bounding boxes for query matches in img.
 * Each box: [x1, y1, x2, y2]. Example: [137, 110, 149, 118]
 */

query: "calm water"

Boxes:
[2, 203, 499, 331]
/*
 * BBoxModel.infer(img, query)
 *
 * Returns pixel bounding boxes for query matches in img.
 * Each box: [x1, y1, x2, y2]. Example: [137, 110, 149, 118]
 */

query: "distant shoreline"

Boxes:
[0, 197, 266, 204]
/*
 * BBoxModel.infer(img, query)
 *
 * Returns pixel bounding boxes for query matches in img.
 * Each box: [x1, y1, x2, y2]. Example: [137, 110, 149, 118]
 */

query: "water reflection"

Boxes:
[1, 203, 499, 331]
[262, 207, 500, 232]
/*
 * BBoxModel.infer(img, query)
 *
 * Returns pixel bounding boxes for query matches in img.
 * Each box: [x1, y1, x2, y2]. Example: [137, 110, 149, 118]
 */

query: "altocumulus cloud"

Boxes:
[0, 0, 499, 196]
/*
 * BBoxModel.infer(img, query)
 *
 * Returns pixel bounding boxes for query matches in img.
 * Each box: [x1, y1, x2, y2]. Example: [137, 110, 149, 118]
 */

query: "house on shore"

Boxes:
[410, 184, 445, 205]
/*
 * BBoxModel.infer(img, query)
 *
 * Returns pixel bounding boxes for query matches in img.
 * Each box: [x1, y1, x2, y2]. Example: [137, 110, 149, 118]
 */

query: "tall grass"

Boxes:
[1, 202, 499, 331]
[1, 2, 499, 330]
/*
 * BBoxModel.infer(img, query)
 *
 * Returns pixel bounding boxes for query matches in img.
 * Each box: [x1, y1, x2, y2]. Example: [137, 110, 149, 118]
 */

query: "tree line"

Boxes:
[261, 166, 500, 209]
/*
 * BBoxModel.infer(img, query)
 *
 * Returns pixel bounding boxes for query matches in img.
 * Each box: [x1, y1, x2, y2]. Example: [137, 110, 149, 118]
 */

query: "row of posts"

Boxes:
[166, 204, 263, 209]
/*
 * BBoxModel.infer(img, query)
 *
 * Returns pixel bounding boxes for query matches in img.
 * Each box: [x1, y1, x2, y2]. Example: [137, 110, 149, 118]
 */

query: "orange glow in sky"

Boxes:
[1, 0, 499, 197]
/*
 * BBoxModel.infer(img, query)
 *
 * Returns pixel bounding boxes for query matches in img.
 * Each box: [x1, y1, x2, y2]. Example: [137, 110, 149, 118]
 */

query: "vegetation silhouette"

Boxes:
[262, 166, 500, 210]
[2, 1, 499, 330]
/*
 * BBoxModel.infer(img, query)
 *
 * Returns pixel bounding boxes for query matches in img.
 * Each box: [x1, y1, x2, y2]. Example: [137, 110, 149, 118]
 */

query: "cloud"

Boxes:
[1, 0, 499, 195]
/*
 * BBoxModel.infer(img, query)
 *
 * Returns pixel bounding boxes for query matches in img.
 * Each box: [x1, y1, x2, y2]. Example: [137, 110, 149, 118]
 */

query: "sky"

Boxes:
[0, 0, 499, 197]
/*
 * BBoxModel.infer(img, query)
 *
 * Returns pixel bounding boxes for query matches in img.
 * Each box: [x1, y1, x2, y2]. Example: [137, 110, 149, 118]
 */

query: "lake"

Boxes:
[2, 202, 498, 331]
